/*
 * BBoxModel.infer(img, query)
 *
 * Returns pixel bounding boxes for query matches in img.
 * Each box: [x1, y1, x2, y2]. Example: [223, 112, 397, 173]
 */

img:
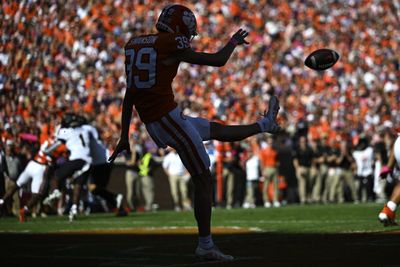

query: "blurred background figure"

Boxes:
[323, 138, 340, 203]
[353, 137, 375, 203]
[0, 0, 399, 212]
[4, 141, 22, 215]
[260, 136, 280, 208]
[293, 136, 314, 205]
[336, 140, 358, 203]
[0, 139, 9, 217]
[276, 135, 297, 204]
[222, 143, 235, 209]
[162, 149, 191, 212]
[138, 145, 159, 212]
[124, 137, 141, 211]
[373, 132, 389, 203]
[314, 136, 330, 204]
[243, 148, 260, 209]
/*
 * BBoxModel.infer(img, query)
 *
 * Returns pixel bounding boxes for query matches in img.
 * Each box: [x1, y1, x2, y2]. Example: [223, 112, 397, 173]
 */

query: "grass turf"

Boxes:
[0, 203, 398, 233]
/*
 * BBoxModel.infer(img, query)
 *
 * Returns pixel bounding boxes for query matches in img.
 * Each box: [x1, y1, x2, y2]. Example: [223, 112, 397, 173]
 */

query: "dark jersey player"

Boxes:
[108, 4, 281, 261]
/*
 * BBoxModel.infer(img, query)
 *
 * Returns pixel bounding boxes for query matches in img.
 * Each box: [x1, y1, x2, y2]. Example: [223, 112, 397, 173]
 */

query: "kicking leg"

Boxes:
[210, 95, 281, 142]
[147, 109, 234, 261]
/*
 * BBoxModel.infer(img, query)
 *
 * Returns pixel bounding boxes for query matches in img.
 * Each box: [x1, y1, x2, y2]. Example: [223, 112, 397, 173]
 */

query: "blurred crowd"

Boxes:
[1, 0, 400, 213]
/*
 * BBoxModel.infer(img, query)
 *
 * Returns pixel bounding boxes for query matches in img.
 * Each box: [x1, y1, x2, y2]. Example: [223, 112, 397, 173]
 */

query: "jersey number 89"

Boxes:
[125, 47, 157, 89]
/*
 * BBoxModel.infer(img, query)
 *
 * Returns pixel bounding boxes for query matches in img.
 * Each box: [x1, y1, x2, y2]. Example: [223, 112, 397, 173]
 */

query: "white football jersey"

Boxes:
[82, 124, 108, 165]
[56, 126, 92, 164]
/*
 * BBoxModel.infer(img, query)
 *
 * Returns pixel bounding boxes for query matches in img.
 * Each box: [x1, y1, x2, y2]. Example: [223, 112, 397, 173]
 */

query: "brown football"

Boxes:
[304, 49, 340, 71]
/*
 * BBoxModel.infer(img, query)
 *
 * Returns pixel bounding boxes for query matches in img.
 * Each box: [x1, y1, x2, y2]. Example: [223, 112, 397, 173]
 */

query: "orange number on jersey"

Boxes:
[125, 48, 157, 89]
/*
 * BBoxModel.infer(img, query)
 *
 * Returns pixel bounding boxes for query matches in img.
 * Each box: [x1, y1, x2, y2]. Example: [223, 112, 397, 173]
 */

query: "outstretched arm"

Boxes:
[171, 29, 249, 67]
[108, 89, 134, 162]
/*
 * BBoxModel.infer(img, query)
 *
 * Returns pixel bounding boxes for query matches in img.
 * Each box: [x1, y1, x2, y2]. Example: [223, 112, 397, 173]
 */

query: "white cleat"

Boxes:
[69, 205, 78, 222]
[273, 201, 281, 208]
[258, 95, 281, 134]
[195, 245, 234, 261]
[116, 194, 123, 210]
[43, 189, 62, 206]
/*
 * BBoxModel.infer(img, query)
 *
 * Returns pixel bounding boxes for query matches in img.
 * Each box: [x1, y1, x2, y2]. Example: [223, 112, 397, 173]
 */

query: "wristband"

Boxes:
[229, 38, 239, 46]
[379, 165, 392, 178]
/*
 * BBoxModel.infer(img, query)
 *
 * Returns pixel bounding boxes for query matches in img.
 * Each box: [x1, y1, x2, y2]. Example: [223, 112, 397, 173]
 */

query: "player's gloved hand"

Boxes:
[108, 138, 130, 163]
[379, 165, 392, 179]
[229, 29, 249, 46]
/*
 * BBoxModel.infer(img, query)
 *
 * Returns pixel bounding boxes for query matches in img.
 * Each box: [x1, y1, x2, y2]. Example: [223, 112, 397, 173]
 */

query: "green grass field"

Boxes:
[0, 203, 397, 233]
[1, 203, 399, 267]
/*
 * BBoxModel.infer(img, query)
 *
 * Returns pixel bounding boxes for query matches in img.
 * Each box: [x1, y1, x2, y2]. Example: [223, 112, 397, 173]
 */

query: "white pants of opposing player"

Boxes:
[16, 160, 47, 194]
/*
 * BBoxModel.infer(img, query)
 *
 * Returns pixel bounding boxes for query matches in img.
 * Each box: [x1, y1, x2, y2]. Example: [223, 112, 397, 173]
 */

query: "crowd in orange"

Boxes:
[1, 0, 399, 161]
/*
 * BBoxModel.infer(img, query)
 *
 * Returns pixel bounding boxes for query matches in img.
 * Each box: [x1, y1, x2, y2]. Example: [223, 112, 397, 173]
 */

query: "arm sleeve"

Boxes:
[44, 140, 63, 155]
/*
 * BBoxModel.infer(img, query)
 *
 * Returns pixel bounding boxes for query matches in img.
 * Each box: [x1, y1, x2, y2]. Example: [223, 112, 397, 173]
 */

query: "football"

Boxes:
[304, 48, 340, 71]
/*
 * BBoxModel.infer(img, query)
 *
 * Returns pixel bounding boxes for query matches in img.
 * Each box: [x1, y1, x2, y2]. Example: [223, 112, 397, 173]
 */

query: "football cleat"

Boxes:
[273, 201, 281, 208]
[116, 194, 124, 210]
[69, 205, 78, 222]
[258, 95, 281, 134]
[19, 207, 29, 223]
[378, 205, 397, 226]
[43, 189, 62, 205]
[195, 245, 234, 261]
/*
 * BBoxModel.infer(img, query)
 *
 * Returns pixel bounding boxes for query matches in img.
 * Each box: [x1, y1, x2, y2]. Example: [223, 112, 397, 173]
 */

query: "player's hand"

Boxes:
[108, 138, 130, 163]
[379, 165, 392, 179]
[230, 29, 249, 46]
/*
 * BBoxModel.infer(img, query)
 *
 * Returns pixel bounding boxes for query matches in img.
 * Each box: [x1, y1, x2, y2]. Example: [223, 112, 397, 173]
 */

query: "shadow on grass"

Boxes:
[0, 232, 399, 267]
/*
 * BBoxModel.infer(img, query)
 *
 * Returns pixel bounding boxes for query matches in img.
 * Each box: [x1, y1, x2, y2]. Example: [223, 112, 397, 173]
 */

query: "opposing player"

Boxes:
[0, 136, 61, 222]
[378, 134, 400, 226]
[77, 115, 126, 216]
[108, 4, 281, 261]
[44, 114, 92, 222]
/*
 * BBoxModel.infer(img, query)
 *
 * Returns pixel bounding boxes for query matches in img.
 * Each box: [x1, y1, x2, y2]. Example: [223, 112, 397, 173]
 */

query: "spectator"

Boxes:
[293, 136, 314, 204]
[124, 138, 141, 211]
[1, 0, 399, 209]
[324, 138, 341, 203]
[138, 146, 158, 212]
[4, 141, 22, 215]
[336, 140, 357, 203]
[162, 149, 191, 211]
[222, 143, 235, 209]
[276, 135, 298, 204]
[0, 140, 9, 216]
[315, 136, 330, 203]
[243, 149, 260, 209]
[260, 136, 280, 208]
[353, 137, 375, 202]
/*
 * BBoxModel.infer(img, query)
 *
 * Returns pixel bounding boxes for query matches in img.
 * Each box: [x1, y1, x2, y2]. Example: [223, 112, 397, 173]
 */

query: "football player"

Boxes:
[78, 115, 126, 216]
[378, 134, 400, 226]
[108, 4, 281, 261]
[44, 114, 92, 222]
[0, 134, 63, 222]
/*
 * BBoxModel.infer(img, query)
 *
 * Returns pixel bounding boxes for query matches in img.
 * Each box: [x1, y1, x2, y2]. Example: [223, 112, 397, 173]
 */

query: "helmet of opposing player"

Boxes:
[156, 4, 198, 40]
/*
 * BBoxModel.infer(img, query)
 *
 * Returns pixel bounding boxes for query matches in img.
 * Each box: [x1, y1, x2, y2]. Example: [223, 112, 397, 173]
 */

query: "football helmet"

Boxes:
[156, 4, 197, 39]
